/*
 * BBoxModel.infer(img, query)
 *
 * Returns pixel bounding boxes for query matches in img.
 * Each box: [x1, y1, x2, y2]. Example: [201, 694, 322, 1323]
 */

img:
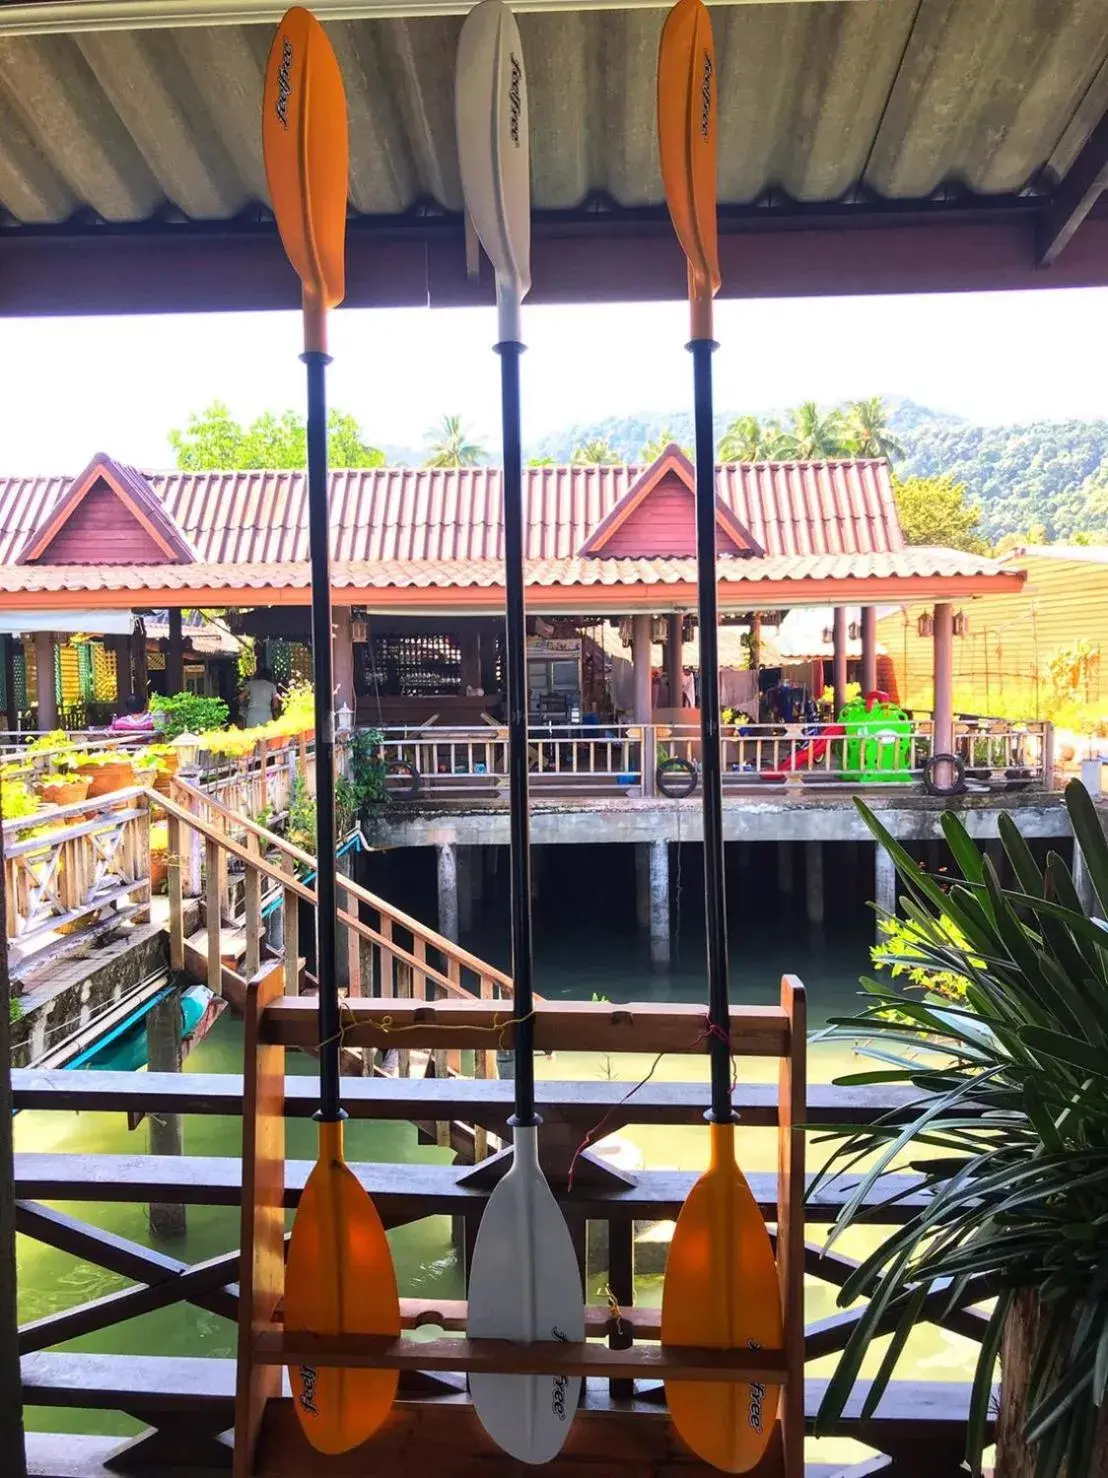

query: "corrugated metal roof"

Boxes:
[0, 549, 1009, 596]
[0, 455, 904, 566]
[0, 1, 1105, 229]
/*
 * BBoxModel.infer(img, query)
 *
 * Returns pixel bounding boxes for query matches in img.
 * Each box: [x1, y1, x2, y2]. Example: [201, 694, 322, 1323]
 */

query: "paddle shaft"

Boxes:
[304, 348, 343, 1124]
[496, 338, 537, 1125]
[690, 336, 731, 1125]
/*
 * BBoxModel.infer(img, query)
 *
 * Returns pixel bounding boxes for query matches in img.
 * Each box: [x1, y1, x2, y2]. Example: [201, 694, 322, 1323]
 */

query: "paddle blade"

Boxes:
[263, 6, 349, 346]
[661, 1123, 782, 1473]
[658, 0, 720, 336]
[467, 1128, 584, 1464]
[285, 1122, 400, 1455]
[456, 0, 531, 341]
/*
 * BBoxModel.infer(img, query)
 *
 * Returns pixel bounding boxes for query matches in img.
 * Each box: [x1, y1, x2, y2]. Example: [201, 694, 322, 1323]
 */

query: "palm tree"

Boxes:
[776, 401, 851, 460]
[844, 396, 905, 460]
[719, 414, 774, 462]
[423, 415, 486, 468]
[571, 439, 623, 466]
[640, 429, 691, 460]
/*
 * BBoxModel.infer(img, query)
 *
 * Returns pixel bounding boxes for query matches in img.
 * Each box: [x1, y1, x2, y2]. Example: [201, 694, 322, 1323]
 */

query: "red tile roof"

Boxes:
[0, 455, 903, 569]
[0, 453, 1019, 607]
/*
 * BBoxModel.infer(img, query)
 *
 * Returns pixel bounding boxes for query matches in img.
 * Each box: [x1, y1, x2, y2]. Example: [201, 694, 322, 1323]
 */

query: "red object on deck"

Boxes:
[767, 723, 846, 777]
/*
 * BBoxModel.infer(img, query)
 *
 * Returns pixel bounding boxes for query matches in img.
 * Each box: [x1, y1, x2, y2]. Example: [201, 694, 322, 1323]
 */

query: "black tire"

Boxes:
[656, 757, 697, 798]
[386, 759, 420, 799]
[922, 753, 966, 797]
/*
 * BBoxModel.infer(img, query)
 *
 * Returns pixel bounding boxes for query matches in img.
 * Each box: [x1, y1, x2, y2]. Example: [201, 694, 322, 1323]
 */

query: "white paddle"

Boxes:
[456, 1, 584, 1464]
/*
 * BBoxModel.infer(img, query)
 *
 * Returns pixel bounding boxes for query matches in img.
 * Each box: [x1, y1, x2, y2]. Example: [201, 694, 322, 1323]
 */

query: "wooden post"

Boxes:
[167, 813, 185, 974]
[831, 605, 848, 714]
[282, 859, 300, 997]
[631, 612, 653, 728]
[34, 629, 57, 730]
[332, 605, 356, 714]
[861, 606, 878, 696]
[132, 618, 148, 702]
[749, 610, 762, 674]
[664, 611, 683, 706]
[114, 632, 134, 711]
[0, 832, 27, 1477]
[206, 836, 222, 997]
[166, 608, 185, 696]
[146, 990, 186, 1239]
[244, 855, 262, 983]
[778, 976, 807, 1478]
[2, 636, 17, 731]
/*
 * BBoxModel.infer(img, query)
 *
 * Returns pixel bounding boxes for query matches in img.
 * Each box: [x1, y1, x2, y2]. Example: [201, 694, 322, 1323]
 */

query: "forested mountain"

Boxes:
[527, 398, 1108, 541]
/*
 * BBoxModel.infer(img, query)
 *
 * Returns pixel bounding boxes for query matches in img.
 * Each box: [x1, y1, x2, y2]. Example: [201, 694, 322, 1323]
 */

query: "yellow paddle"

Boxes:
[657, 2, 784, 1471]
[262, 6, 399, 1454]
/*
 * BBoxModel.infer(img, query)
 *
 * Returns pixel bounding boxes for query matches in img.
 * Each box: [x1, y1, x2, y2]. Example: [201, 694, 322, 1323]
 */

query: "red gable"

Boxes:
[19, 452, 194, 566]
[578, 446, 763, 559]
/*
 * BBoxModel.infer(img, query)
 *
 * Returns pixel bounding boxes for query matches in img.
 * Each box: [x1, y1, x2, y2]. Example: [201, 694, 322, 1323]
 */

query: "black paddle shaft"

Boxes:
[690, 337, 733, 1126]
[497, 340, 538, 1127]
[303, 349, 343, 1126]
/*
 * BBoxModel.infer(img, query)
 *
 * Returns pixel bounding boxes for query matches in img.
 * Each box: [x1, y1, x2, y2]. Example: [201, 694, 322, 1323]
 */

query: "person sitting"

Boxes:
[110, 693, 156, 735]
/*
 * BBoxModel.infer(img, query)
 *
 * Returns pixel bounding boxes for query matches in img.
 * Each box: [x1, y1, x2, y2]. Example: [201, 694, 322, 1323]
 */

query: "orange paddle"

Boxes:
[657, 2, 784, 1471]
[262, 6, 399, 1454]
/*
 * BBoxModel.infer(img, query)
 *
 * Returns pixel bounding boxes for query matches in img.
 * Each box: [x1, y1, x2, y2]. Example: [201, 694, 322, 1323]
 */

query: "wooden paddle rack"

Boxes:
[233, 972, 806, 1477]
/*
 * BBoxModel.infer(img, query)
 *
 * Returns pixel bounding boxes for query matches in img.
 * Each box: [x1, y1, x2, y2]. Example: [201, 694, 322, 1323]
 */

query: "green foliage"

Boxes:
[26, 730, 71, 755]
[169, 399, 385, 471]
[336, 728, 388, 831]
[871, 912, 974, 1002]
[279, 677, 315, 731]
[423, 415, 486, 468]
[718, 414, 781, 461]
[287, 772, 317, 856]
[9, 997, 22, 1024]
[571, 439, 624, 466]
[640, 429, 691, 460]
[844, 396, 905, 460]
[775, 400, 850, 459]
[892, 472, 989, 553]
[149, 692, 229, 739]
[1, 779, 40, 821]
[813, 783, 1108, 1474]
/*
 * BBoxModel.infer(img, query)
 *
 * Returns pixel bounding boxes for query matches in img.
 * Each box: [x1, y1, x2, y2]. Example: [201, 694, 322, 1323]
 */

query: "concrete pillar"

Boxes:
[166, 608, 185, 696]
[332, 606, 356, 716]
[861, 607, 878, 696]
[664, 613, 683, 707]
[831, 606, 848, 714]
[874, 842, 897, 940]
[933, 602, 954, 752]
[437, 842, 459, 942]
[805, 842, 825, 928]
[635, 843, 651, 929]
[631, 614, 653, 723]
[457, 846, 473, 934]
[649, 839, 671, 970]
[34, 630, 57, 730]
[146, 991, 186, 1239]
[776, 840, 794, 897]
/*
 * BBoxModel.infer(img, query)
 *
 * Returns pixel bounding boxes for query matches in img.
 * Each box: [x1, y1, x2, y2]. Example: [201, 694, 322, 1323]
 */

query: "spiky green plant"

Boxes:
[813, 779, 1108, 1475]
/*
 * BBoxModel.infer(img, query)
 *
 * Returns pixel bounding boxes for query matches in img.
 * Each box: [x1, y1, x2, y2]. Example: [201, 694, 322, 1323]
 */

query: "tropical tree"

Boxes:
[423, 415, 486, 468]
[844, 396, 905, 460]
[640, 429, 690, 461]
[718, 415, 776, 461]
[893, 472, 989, 553]
[169, 399, 385, 470]
[527, 455, 556, 467]
[775, 401, 851, 459]
[571, 439, 624, 466]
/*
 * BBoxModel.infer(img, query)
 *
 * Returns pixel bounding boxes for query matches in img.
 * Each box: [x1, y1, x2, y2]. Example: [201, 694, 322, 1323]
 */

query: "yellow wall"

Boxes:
[877, 554, 1106, 713]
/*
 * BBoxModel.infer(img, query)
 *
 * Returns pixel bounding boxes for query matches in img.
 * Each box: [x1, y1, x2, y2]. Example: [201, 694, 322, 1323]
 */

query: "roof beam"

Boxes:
[0, 0, 857, 38]
[1038, 109, 1108, 267]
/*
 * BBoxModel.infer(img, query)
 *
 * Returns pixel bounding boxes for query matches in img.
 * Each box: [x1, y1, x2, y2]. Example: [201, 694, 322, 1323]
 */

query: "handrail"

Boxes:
[172, 776, 514, 995]
[152, 788, 493, 1004]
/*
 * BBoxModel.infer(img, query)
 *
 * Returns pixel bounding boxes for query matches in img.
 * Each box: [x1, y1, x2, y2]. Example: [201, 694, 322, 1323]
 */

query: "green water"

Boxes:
[16, 842, 979, 1457]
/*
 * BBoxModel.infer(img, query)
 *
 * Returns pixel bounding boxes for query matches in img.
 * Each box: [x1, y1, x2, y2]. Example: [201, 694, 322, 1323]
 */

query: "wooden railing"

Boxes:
[2, 786, 151, 979]
[374, 719, 1053, 800]
[9, 985, 993, 1478]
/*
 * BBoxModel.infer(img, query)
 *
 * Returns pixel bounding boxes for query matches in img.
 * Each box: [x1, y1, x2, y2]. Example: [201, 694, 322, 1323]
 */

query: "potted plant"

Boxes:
[35, 772, 92, 807]
[813, 779, 1108, 1476]
[134, 743, 179, 795]
[75, 750, 136, 798]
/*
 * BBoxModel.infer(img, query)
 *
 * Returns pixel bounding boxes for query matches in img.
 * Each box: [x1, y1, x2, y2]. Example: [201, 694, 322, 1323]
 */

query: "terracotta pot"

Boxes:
[150, 852, 168, 894]
[37, 777, 91, 807]
[81, 761, 136, 798]
[266, 735, 286, 753]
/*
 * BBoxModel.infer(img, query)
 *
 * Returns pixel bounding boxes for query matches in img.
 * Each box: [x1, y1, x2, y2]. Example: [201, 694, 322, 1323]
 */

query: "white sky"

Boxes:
[3, 285, 1108, 474]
